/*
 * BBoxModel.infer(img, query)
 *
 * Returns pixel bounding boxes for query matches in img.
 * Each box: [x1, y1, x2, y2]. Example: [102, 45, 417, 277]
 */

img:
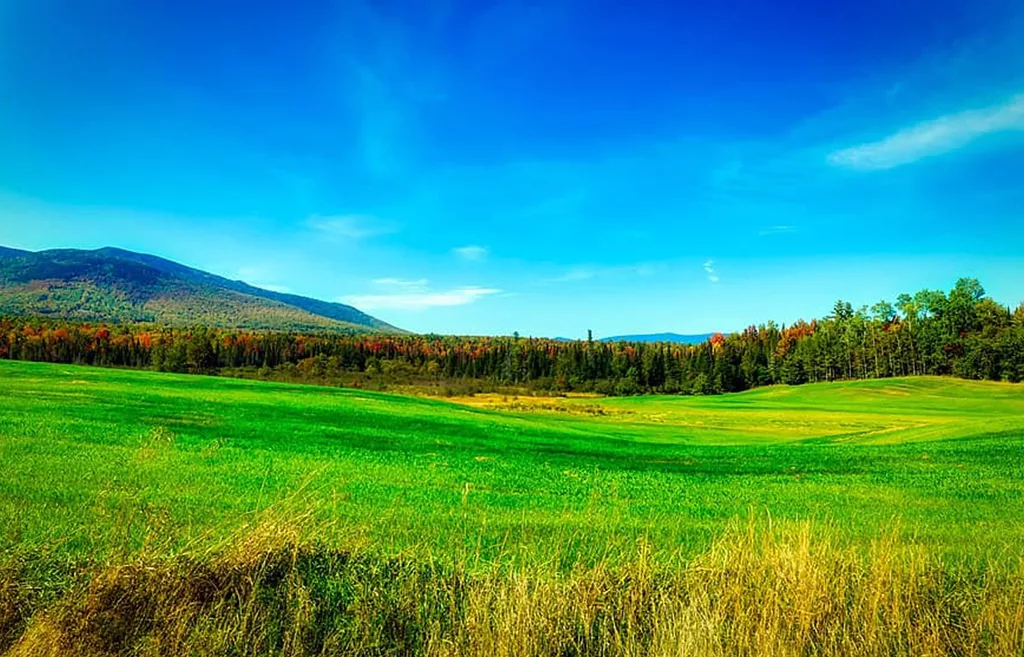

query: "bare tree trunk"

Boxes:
[870, 329, 880, 377]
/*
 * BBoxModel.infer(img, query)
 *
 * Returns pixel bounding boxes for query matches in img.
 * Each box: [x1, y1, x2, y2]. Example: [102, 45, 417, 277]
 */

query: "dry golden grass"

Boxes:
[444, 393, 621, 417]
[4, 520, 1022, 657]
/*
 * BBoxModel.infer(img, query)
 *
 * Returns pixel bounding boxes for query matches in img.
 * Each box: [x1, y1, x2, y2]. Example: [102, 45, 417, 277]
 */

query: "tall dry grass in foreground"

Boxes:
[2, 521, 1022, 657]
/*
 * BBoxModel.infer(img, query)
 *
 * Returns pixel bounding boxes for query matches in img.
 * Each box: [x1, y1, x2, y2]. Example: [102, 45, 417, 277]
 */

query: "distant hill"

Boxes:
[0, 246, 402, 333]
[0, 246, 29, 258]
[601, 332, 715, 344]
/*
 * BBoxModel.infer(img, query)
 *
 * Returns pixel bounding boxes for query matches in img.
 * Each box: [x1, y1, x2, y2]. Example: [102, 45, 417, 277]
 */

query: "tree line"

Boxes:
[1, 278, 1021, 395]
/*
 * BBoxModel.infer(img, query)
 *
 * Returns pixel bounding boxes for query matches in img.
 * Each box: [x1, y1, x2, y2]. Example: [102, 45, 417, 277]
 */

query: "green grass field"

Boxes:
[1, 360, 1023, 656]
[2, 360, 1023, 563]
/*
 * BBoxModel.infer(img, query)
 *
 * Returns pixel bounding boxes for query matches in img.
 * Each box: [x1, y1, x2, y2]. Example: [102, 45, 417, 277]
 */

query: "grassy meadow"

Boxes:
[1, 360, 1023, 655]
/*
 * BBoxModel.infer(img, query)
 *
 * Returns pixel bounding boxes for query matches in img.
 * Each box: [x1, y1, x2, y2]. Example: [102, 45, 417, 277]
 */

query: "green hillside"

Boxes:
[2, 361, 1023, 655]
[0, 246, 401, 332]
[2, 361, 1021, 564]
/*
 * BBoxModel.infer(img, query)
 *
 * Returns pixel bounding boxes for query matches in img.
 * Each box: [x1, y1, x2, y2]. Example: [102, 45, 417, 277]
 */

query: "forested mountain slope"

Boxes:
[0, 246, 401, 332]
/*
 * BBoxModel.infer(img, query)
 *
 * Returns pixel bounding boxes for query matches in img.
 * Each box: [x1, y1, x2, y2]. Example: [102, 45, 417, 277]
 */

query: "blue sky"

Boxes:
[2, 0, 1023, 336]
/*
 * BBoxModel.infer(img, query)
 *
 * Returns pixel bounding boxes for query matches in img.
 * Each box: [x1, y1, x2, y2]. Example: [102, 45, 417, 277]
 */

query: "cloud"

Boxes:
[308, 214, 395, 240]
[703, 259, 720, 284]
[341, 286, 501, 311]
[332, 2, 450, 178]
[236, 266, 291, 294]
[827, 94, 1024, 171]
[453, 245, 489, 261]
[546, 267, 595, 283]
[543, 263, 659, 285]
[237, 266, 267, 279]
[758, 225, 796, 236]
[372, 277, 429, 291]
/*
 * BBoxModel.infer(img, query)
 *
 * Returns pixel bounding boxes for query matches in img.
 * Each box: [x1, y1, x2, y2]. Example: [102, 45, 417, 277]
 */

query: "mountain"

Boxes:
[0, 246, 29, 258]
[0, 246, 402, 333]
[601, 332, 715, 344]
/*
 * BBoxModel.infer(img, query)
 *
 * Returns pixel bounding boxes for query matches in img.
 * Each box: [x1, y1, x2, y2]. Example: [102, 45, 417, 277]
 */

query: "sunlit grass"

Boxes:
[0, 360, 1022, 655]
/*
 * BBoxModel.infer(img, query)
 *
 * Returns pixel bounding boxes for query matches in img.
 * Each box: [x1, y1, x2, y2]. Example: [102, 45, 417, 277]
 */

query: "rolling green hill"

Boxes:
[0, 246, 402, 332]
[2, 361, 1021, 563]
[2, 361, 1022, 655]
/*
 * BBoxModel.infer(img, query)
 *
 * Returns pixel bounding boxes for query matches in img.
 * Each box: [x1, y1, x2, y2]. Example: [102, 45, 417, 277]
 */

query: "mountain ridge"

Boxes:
[0, 246, 402, 333]
[601, 332, 715, 344]
[0, 246, 29, 258]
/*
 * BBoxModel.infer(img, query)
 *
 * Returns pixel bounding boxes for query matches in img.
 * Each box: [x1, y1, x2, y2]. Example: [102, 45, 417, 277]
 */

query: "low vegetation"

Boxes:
[1, 360, 1022, 655]
[6, 519, 1022, 657]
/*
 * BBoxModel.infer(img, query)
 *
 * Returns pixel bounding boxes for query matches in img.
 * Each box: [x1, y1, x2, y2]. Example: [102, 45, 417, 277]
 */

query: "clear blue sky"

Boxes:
[2, 0, 1023, 337]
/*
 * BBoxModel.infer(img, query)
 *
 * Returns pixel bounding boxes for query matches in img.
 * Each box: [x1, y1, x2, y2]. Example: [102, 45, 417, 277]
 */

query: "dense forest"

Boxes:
[1, 278, 1022, 395]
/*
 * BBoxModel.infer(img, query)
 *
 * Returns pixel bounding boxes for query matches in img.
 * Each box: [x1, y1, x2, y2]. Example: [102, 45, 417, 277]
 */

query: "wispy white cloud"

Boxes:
[372, 277, 429, 291]
[828, 94, 1024, 171]
[237, 266, 267, 280]
[341, 286, 501, 311]
[307, 214, 396, 240]
[453, 245, 489, 261]
[546, 267, 595, 283]
[236, 266, 291, 294]
[703, 259, 720, 284]
[332, 2, 451, 178]
[543, 262, 660, 285]
[758, 225, 796, 236]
